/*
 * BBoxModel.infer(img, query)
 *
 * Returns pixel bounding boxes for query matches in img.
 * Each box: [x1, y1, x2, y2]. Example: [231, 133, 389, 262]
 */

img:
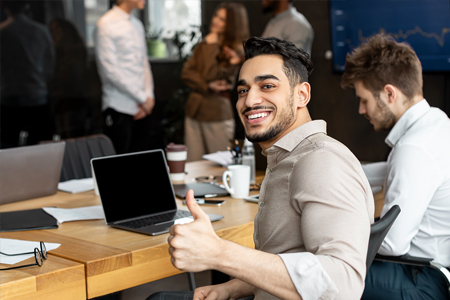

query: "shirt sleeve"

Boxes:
[362, 161, 387, 187]
[283, 144, 372, 300]
[379, 144, 441, 255]
[94, 21, 146, 104]
[181, 42, 220, 95]
[143, 43, 155, 100]
[284, 21, 311, 52]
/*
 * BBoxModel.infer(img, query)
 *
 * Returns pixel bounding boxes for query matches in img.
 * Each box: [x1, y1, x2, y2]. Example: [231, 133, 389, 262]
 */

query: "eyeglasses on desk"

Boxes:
[0, 241, 47, 270]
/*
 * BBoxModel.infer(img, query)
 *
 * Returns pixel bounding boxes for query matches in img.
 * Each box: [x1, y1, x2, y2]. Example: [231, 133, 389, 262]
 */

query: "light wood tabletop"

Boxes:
[0, 160, 260, 299]
[0, 254, 86, 300]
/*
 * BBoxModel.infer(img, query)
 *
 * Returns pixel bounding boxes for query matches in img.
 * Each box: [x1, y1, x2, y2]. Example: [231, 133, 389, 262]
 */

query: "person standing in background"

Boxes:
[49, 18, 91, 139]
[261, 0, 314, 56]
[182, 2, 250, 162]
[94, 0, 155, 154]
[0, 1, 55, 148]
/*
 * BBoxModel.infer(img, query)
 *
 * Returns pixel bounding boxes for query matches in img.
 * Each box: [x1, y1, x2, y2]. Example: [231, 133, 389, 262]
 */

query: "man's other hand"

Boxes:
[134, 97, 155, 120]
[193, 283, 232, 300]
[168, 189, 222, 272]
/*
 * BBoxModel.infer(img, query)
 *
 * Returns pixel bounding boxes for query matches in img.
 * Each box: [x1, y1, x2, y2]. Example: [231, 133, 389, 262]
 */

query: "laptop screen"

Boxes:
[92, 149, 177, 224]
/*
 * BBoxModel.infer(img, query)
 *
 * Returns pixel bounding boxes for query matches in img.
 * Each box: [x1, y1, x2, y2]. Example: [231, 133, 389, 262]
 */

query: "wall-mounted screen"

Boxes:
[330, 0, 450, 72]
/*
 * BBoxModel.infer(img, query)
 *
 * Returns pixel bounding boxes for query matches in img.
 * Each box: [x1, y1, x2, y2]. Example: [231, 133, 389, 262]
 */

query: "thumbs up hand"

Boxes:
[168, 190, 223, 272]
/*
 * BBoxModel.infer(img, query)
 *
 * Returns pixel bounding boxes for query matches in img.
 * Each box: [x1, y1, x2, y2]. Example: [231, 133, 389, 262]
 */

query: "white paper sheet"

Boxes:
[202, 151, 233, 167]
[43, 205, 105, 224]
[174, 217, 194, 225]
[58, 178, 94, 193]
[0, 238, 61, 265]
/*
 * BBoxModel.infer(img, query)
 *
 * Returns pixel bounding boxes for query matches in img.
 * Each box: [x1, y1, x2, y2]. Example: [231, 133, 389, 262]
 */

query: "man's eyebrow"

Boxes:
[255, 74, 279, 82]
[237, 79, 247, 86]
[237, 75, 280, 87]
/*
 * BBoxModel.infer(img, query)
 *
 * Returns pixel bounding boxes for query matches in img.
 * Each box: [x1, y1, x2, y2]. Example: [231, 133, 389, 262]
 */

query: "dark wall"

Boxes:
[201, 0, 450, 162]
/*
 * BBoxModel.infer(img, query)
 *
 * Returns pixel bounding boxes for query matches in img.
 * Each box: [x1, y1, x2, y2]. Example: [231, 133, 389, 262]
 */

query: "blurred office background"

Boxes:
[1, 0, 449, 163]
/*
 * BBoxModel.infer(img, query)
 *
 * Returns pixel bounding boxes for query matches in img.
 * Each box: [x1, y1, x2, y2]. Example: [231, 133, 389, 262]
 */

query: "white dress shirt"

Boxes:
[94, 5, 154, 116]
[363, 100, 450, 267]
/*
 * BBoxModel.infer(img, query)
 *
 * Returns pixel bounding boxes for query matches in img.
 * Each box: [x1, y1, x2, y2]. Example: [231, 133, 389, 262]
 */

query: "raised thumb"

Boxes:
[185, 189, 209, 221]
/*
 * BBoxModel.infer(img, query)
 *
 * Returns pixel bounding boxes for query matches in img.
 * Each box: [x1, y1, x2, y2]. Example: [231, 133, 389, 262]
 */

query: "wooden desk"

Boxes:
[0, 255, 86, 300]
[0, 160, 383, 299]
[0, 161, 259, 299]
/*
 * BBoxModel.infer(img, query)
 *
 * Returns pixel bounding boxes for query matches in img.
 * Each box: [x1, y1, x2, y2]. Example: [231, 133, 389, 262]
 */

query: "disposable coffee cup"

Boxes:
[165, 143, 188, 182]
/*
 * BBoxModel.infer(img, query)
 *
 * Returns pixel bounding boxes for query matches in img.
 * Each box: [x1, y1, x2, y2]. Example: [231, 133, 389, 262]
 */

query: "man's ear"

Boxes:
[295, 82, 311, 108]
[384, 84, 397, 104]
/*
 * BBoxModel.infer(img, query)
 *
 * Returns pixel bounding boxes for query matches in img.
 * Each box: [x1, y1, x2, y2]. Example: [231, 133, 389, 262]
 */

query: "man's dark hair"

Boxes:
[243, 37, 313, 88]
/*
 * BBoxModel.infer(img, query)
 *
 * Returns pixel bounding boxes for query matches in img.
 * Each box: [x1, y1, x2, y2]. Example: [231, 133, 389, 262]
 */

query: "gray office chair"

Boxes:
[367, 205, 401, 272]
[59, 134, 116, 181]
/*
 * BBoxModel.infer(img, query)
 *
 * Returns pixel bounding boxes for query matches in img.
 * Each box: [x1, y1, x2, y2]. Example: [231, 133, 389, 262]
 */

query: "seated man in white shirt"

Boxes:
[341, 34, 450, 300]
[94, 0, 156, 154]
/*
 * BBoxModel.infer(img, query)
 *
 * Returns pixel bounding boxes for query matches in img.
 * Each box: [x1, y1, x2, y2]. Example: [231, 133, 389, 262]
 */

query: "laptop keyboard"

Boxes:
[117, 210, 192, 229]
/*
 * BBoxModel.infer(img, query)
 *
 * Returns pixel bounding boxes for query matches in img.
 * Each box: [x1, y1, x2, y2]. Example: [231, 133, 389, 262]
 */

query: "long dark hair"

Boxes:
[213, 2, 250, 53]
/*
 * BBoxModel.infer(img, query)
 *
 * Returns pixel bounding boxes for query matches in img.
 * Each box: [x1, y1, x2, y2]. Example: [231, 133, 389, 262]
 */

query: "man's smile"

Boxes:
[245, 111, 272, 124]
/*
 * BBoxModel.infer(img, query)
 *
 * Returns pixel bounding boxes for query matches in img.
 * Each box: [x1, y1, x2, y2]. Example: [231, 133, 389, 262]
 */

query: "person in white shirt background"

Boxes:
[342, 33, 450, 300]
[261, 0, 314, 56]
[94, 0, 155, 154]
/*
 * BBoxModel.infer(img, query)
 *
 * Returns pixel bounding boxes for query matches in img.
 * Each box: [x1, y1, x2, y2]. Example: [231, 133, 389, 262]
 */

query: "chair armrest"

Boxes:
[374, 254, 433, 266]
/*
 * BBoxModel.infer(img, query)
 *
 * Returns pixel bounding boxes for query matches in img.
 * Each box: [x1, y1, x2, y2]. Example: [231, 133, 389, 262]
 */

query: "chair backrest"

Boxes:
[367, 205, 401, 272]
[60, 134, 116, 182]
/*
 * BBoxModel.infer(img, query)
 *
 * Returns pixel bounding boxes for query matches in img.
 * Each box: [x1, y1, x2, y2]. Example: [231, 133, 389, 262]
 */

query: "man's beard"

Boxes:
[262, 0, 280, 14]
[370, 96, 396, 132]
[245, 93, 295, 143]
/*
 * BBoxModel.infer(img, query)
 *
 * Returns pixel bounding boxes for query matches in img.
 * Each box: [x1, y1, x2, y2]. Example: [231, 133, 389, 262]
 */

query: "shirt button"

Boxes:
[259, 202, 264, 208]
[255, 234, 259, 240]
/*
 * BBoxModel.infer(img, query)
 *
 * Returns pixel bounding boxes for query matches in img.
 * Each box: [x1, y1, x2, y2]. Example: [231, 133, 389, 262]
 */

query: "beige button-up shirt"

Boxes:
[254, 120, 374, 300]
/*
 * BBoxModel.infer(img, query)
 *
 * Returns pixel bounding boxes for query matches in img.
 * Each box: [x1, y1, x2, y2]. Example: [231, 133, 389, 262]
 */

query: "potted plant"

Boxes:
[146, 28, 166, 58]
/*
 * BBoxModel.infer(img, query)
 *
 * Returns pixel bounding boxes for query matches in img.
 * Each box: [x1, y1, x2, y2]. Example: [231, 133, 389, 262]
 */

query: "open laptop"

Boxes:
[91, 149, 224, 236]
[0, 142, 66, 205]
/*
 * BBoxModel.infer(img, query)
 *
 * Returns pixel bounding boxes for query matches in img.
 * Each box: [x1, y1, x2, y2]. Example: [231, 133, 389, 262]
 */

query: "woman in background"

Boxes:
[182, 2, 249, 162]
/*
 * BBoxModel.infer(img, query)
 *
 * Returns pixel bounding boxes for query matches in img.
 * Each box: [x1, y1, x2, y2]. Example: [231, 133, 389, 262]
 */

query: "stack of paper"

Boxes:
[43, 206, 105, 224]
[202, 151, 233, 167]
[58, 178, 94, 193]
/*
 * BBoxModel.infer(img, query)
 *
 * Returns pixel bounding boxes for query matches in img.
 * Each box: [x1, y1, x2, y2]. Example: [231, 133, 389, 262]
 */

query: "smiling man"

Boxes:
[341, 34, 450, 300]
[160, 37, 374, 300]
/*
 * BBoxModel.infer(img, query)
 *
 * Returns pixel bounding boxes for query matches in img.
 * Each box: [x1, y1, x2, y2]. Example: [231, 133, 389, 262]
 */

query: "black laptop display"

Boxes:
[91, 149, 223, 236]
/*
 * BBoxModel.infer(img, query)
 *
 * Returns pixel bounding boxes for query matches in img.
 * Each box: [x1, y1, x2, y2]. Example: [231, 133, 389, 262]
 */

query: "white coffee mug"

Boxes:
[222, 165, 250, 199]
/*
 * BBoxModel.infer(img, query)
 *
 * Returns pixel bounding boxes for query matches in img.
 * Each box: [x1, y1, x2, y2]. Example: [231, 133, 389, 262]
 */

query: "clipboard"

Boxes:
[0, 208, 59, 232]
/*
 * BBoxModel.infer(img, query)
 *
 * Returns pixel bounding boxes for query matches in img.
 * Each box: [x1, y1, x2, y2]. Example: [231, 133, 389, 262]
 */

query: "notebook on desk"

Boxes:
[91, 149, 223, 236]
[0, 142, 66, 205]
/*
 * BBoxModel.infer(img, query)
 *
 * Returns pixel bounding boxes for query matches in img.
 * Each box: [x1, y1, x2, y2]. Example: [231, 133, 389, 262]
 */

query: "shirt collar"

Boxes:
[385, 99, 429, 148]
[267, 120, 327, 153]
[112, 5, 132, 20]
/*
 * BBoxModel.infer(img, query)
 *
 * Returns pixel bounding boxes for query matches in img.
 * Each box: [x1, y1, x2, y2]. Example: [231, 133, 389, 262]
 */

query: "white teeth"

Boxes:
[248, 113, 268, 120]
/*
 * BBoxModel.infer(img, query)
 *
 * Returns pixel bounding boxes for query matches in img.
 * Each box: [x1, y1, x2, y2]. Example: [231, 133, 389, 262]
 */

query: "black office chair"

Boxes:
[367, 205, 401, 272]
[59, 134, 116, 181]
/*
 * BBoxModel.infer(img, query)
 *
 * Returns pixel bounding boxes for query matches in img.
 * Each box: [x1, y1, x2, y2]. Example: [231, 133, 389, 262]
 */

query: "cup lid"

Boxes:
[165, 143, 188, 152]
